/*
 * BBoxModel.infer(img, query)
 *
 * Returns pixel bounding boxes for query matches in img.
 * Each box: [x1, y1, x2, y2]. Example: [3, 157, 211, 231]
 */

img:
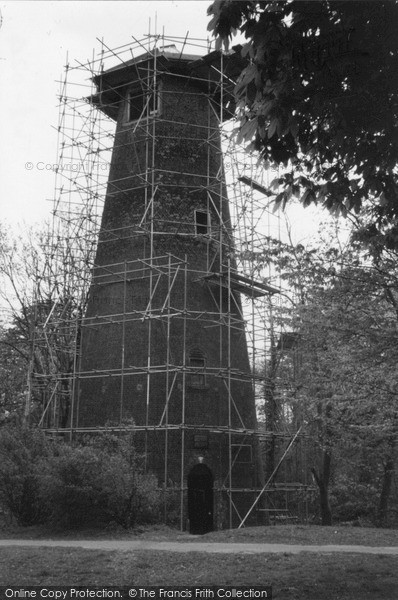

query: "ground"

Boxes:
[0, 524, 397, 599]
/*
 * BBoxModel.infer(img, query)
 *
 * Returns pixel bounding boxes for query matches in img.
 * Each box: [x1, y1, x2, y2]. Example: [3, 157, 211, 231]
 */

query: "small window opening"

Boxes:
[189, 350, 206, 387]
[195, 210, 210, 235]
[193, 434, 209, 449]
[127, 82, 159, 122]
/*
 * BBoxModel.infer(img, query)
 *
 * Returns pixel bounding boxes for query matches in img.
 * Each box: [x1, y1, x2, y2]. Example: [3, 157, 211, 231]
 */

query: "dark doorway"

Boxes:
[188, 463, 214, 534]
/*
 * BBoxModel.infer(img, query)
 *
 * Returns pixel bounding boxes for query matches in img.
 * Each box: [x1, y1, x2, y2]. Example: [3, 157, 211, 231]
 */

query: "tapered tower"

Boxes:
[73, 45, 274, 530]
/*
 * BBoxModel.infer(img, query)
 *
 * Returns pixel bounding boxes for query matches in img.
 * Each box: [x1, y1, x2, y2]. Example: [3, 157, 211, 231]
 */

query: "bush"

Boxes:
[0, 425, 162, 529]
[330, 477, 379, 524]
[0, 425, 51, 525]
[100, 433, 162, 527]
[99, 453, 161, 528]
[40, 432, 161, 529]
[40, 443, 106, 528]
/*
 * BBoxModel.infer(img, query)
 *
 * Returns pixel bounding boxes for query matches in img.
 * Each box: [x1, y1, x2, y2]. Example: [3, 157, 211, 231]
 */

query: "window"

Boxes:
[195, 210, 210, 235]
[193, 434, 209, 449]
[127, 81, 160, 122]
[189, 350, 206, 388]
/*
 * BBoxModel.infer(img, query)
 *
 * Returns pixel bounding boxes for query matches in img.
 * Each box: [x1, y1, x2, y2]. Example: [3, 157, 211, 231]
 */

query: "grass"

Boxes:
[0, 524, 397, 599]
[0, 547, 398, 599]
[1, 522, 397, 546]
[200, 524, 398, 547]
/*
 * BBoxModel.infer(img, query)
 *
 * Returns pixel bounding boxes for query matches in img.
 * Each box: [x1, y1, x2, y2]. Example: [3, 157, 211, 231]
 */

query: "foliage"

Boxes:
[40, 443, 105, 528]
[0, 425, 51, 525]
[41, 433, 162, 529]
[0, 325, 26, 424]
[88, 433, 162, 528]
[0, 425, 161, 529]
[330, 475, 379, 524]
[298, 251, 398, 517]
[208, 1, 398, 245]
[0, 222, 87, 426]
[256, 219, 398, 525]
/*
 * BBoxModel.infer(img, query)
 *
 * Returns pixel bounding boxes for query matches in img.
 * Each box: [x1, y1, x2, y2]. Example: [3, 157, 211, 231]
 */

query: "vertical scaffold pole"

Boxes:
[180, 256, 188, 531]
[164, 253, 172, 522]
[120, 260, 127, 423]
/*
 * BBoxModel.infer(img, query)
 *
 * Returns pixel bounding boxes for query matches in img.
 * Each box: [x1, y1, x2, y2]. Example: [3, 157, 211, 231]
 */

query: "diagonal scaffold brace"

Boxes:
[238, 425, 304, 529]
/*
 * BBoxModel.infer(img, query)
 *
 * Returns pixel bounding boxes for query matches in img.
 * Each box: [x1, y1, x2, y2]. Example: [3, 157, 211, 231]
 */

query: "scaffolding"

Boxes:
[30, 32, 315, 529]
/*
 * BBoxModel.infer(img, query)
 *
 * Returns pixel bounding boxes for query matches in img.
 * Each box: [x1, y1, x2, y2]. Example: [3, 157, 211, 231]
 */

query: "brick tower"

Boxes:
[73, 45, 271, 530]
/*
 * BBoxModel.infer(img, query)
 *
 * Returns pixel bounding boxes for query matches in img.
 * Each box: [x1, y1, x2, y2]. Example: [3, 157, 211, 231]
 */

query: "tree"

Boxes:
[291, 243, 398, 525]
[0, 223, 87, 427]
[256, 221, 398, 525]
[208, 1, 398, 246]
[0, 325, 27, 423]
[251, 227, 338, 523]
[0, 425, 52, 525]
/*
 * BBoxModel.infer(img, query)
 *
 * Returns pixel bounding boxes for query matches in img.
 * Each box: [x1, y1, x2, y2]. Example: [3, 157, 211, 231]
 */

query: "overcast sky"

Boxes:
[0, 0, 333, 246]
[0, 1, 214, 227]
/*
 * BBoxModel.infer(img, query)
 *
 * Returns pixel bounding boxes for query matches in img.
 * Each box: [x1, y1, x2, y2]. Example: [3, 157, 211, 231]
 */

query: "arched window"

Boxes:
[189, 349, 206, 388]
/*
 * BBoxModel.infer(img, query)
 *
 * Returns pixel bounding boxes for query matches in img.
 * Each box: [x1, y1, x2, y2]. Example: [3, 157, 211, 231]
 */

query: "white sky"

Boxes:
[0, 0, 333, 245]
[0, 1, 214, 227]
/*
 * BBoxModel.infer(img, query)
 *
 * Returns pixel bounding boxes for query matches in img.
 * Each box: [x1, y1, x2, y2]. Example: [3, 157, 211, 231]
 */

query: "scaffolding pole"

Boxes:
[33, 32, 312, 530]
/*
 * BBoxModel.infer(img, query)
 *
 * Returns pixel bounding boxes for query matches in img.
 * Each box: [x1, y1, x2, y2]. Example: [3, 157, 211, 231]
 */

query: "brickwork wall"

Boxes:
[76, 64, 260, 511]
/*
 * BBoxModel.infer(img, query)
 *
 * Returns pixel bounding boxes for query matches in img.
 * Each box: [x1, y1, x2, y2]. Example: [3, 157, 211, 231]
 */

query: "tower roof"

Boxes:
[89, 44, 246, 120]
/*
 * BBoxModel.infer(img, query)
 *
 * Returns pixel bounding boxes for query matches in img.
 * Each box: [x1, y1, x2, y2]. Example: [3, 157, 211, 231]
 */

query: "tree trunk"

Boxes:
[312, 450, 332, 525]
[264, 352, 278, 480]
[378, 456, 395, 527]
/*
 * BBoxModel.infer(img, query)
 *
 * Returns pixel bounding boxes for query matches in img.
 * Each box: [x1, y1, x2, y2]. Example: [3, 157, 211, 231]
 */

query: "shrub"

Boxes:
[40, 443, 106, 528]
[0, 425, 162, 529]
[330, 477, 379, 524]
[0, 425, 51, 525]
[98, 453, 161, 528]
[40, 432, 162, 529]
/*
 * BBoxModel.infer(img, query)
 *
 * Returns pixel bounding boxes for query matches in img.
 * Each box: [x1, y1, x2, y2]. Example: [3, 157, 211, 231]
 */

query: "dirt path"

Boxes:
[0, 539, 398, 555]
